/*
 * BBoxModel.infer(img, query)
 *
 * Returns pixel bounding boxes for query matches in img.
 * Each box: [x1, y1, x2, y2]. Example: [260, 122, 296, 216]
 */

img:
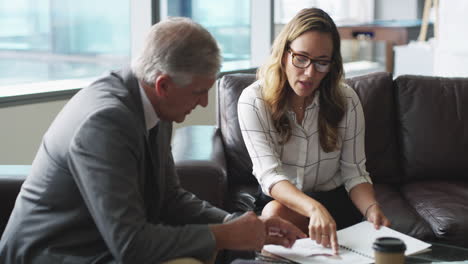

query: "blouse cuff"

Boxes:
[343, 174, 373, 193]
[261, 175, 290, 196]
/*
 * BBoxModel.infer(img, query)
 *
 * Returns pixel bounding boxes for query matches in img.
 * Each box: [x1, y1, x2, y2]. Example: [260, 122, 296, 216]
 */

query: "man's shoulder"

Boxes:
[73, 69, 141, 114]
[47, 68, 145, 146]
[85, 69, 133, 94]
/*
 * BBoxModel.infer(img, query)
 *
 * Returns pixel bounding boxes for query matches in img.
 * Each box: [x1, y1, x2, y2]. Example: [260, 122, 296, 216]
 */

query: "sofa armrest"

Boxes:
[0, 165, 29, 237]
[172, 125, 228, 209]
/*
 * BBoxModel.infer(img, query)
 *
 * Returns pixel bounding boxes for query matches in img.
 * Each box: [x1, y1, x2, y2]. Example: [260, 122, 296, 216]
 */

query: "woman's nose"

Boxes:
[303, 62, 316, 77]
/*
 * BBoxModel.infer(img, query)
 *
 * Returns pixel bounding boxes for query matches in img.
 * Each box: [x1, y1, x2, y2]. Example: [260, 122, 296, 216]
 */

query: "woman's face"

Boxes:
[283, 30, 333, 98]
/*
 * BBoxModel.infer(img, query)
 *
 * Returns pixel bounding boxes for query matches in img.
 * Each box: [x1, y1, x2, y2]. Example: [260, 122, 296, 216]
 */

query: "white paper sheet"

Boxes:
[263, 221, 431, 264]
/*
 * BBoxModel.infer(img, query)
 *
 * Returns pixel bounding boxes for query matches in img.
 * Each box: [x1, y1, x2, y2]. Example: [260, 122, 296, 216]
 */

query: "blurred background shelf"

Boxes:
[338, 19, 433, 76]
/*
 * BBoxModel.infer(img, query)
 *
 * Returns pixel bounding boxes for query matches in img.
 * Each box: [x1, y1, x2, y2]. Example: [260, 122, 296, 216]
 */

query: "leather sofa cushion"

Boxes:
[346, 72, 403, 184]
[374, 183, 434, 240]
[226, 184, 258, 213]
[402, 181, 468, 248]
[396, 75, 468, 181]
[217, 74, 257, 185]
[0, 178, 25, 237]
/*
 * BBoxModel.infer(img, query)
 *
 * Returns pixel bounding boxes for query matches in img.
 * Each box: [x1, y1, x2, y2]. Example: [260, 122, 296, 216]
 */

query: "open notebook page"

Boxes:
[264, 238, 372, 264]
[263, 221, 431, 264]
[338, 221, 431, 257]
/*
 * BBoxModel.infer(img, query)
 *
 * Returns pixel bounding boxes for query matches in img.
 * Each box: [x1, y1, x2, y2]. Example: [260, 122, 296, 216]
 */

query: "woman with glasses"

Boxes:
[237, 8, 389, 253]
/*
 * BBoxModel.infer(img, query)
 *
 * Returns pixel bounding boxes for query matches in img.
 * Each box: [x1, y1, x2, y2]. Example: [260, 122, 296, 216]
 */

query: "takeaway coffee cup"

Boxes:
[372, 237, 406, 264]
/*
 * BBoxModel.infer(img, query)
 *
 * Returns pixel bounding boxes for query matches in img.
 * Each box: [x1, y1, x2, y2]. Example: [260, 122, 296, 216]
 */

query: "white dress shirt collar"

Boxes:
[311, 90, 320, 107]
[138, 82, 159, 131]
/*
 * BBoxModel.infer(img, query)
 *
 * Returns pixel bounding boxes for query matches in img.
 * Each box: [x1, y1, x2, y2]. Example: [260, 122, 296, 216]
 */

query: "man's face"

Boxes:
[158, 75, 215, 123]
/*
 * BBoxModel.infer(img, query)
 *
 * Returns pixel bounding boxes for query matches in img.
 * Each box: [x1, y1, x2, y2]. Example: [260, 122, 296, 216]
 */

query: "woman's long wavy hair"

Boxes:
[257, 8, 345, 152]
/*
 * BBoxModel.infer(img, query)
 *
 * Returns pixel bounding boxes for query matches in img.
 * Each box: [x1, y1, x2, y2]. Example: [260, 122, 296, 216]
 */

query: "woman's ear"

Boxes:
[154, 74, 171, 98]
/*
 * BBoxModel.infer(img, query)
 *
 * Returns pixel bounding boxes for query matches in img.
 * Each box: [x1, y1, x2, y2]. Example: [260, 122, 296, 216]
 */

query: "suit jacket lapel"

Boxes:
[115, 68, 164, 222]
[115, 69, 170, 223]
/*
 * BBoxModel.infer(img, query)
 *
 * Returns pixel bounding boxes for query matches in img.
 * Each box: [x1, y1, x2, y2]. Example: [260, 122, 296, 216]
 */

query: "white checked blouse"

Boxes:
[237, 80, 372, 196]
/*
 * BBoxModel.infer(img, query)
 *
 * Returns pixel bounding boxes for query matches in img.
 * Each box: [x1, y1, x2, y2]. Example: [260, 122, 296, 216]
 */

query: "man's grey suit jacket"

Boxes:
[0, 69, 228, 263]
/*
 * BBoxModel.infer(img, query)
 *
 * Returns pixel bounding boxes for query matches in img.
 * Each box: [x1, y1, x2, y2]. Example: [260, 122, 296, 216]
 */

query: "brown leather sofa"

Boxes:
[173, 72, 468, 248]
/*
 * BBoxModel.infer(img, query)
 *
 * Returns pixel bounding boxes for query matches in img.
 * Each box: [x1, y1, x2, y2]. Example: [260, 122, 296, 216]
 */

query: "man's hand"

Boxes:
[259, 215, 307, 248]
[210, 211, 266, 251]
[210, 211, 306, 251]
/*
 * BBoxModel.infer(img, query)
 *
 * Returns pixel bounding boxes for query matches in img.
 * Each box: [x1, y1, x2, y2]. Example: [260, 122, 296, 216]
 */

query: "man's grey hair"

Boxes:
[132, 17, 222, 87]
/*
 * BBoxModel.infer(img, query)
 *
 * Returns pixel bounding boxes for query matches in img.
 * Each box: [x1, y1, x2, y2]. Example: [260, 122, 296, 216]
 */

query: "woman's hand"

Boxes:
[349, 183, 391, 230]
[365, 203, 390, 229]
[308, 203, 339, 254]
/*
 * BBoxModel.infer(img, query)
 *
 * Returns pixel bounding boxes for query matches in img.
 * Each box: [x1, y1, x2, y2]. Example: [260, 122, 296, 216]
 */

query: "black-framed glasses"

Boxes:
[288, 48, 332, 73]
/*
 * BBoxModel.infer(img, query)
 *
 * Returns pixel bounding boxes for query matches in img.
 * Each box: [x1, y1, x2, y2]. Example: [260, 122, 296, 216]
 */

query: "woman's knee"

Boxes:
[262, 201, 308, 232]
[261, 200, 284, 217]
[162, 258, 204, 264]
[262, 201, 300, 221]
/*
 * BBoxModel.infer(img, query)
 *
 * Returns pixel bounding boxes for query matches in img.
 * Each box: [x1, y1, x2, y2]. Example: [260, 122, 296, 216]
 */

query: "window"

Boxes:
[1, 0, 269, 101]
[0, 0, 130, 89]
[161, 0, 252, 71]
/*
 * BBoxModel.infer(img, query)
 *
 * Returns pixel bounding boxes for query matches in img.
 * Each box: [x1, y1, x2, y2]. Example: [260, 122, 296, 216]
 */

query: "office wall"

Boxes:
[0, 87, 216, 164]
[0, 99, 68, 164]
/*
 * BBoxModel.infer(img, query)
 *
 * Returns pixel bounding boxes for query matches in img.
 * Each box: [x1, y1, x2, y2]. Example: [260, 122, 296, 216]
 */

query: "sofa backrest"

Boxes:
[217, 74, 257, 185]
[395, 75, 468, 181]
[0, 177, 25, 238]
[346, 72, 403, 183]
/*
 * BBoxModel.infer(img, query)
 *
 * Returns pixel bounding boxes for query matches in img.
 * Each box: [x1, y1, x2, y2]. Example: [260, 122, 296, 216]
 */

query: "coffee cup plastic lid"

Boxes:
[372, 237, 407, 253]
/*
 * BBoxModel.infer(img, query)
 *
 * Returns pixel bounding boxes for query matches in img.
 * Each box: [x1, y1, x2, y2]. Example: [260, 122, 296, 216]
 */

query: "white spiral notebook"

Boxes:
[263, 221, 431, 264]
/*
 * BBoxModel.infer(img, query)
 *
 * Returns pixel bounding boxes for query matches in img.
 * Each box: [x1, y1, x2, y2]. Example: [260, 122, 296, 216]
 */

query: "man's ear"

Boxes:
[154, 74, 171, 98]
